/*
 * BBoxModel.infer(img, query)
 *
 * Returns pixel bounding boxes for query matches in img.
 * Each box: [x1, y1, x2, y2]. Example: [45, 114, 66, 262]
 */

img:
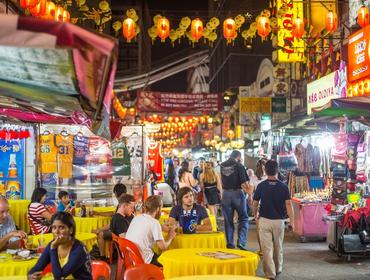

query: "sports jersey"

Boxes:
[111, 140, 131, 176]
[39, 134, 58, 174]
[56, 134, 74, 179]
[148, 142, 164, 181]
[87, 137, 112, 179]
[73, 134, 89, 166]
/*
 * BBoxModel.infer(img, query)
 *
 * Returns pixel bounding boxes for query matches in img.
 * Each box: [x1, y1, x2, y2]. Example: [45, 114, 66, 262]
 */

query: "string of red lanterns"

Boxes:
[19, 0, 70, 23]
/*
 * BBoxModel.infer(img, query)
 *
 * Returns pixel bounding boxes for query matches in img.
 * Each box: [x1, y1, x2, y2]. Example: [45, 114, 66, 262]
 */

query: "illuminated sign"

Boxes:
[348, 25, 370, 82]
[276, 0, 305, 62]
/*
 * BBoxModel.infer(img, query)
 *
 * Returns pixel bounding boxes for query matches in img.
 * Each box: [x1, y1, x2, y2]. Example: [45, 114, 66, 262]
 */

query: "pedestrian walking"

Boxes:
[220, 150, 251, 250]
[253, 160, 294, 280]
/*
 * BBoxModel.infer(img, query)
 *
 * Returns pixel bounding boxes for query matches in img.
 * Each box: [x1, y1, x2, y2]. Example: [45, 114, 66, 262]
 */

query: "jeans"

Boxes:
[221, 189, 249, 248]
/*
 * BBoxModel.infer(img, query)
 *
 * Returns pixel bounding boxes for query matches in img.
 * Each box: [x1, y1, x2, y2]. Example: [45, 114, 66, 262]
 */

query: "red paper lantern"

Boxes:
[54, 5, 64, 22]
[29, 0, 46, 17]
[358, 6, 370, 28]
[326, 11, 338, 33]
[292, 17, 305, 39]
[257, 16, 271, 39]
[223, 18, 236, 41]
[19, 0, 39, 9]
[41, 1, 55, 20]
[62, 9, 70, 23]
[191, 18, 203, 42]
[122, 18, 136, 42]
[157, 17, 170, 42]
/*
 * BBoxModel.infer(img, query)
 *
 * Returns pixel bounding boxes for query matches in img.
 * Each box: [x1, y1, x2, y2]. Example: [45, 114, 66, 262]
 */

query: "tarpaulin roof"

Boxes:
[0, 14, 118, 138]
[313, 97, 370, 118]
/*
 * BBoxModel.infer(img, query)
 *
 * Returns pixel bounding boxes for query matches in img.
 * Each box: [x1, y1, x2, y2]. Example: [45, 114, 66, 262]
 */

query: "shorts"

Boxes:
[103, 230, 112, 240]
[205, 186, 220, 205]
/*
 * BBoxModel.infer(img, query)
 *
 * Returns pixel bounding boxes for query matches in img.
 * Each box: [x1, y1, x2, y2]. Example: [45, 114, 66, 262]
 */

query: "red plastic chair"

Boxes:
[112, 234, 144, 280]
[91, 260, 111, 280]
[124, 264, 164, 280]
[42, 263, 52, 276]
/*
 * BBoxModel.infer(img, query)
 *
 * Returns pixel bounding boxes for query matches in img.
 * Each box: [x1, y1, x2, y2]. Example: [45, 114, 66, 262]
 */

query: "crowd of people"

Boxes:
[0, 150, 294, 280]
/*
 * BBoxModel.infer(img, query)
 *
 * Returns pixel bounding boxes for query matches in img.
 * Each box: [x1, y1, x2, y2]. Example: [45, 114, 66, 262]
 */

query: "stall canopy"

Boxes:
[0, 14, 118, 138]
[313, 97, 370, 118]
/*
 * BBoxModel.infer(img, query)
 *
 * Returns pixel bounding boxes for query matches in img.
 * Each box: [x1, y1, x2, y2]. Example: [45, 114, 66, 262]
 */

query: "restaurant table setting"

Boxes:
[158, 248, 259, 279]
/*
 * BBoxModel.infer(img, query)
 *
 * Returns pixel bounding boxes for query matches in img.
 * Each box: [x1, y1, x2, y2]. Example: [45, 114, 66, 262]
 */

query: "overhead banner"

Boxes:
[276, 0, 305, 62]
[137, 91, 222, 113]
[348, 25, 370, 83]
[0, 140, 25, 199]
[307, 65, 347, 115]
[240, 97, 272, 113]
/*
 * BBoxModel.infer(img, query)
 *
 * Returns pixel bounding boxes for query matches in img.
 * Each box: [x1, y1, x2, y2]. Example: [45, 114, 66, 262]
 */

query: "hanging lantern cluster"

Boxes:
[112, 95, 127, 119]
[204, 135, 245, 152]
[112, 9, 140, 42]
[242, 9, 275, 45]
[358, 5, 370, 28]
[190, 18, 203, 42]
[157, 17, 170, 42]
[20, 0, 70, 22]
[223, 18, 237, 44]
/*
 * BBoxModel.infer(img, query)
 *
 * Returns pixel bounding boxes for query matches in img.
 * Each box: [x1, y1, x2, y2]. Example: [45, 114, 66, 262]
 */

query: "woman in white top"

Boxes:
[178, 161, 197, 189]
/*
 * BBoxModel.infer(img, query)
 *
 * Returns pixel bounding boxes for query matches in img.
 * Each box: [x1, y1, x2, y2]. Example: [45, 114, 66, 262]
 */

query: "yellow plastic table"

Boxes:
[0, 253, 37, 277]
[168, 232, 226, 250]
[75, 206, 116, 216]
[158, 248, 259, 279]
[30, 232, 97, 252]
[169, 276, 265, 280]
[159, 213, 218, 232]
[8, 199, 31, 233]
[74, 216, 111, 233]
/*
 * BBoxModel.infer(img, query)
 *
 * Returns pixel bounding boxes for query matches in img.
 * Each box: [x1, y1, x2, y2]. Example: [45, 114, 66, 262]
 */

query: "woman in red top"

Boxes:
[28, 187, 52, 234]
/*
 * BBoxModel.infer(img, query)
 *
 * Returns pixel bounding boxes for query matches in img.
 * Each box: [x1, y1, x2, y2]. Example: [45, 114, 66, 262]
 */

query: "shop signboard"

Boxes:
[307, 65, 347, 115]
[239, 97, 272, 113]
[348, 25, 370, 82]
[276, 0, 305, 62]
[0, 139, 25, 199]
[137, 91, 222, 113]
[272, 97, 287, 113]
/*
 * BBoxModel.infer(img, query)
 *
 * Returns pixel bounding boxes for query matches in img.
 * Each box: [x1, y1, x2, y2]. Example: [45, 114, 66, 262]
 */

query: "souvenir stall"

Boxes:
[271, 133, 332, 241]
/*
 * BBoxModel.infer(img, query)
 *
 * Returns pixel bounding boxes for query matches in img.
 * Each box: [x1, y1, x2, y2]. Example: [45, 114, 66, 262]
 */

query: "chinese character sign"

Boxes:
[0, 140, 25, 199]
[276, 0, 305, 62]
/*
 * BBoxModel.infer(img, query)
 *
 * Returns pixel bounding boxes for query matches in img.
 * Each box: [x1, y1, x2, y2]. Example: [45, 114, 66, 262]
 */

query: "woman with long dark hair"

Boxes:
[28, 212, 92, 280]
[28, 188, 52, 234]
[178, 161, 197, 189]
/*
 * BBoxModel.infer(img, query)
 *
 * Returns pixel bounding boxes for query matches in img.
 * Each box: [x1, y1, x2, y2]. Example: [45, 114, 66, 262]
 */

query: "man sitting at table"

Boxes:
[0, 197, 27, 251]
[110, 194, 135, 237]
[92, 183, 127, 258]
[126, 195, 177, 267]
[168, 187, 212, 234]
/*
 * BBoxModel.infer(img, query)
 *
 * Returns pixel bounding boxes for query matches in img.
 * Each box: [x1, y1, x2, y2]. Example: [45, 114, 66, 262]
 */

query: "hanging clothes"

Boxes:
[111, 140, 131, 176]
[56, 134, 74, 179]
[126, 134, 143, 182]
[148, 142, 164, 182]
[312, 146, 321, 174]
[294, 143, 305, 172]
[305, 143, 314, 173]
[38, 133, 58, 174]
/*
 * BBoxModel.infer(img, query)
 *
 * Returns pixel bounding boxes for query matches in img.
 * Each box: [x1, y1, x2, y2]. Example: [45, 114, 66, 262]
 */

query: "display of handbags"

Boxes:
[331, 187, 347, 205]
[331, 133, 347, 164]
[332, 163, 347, 179]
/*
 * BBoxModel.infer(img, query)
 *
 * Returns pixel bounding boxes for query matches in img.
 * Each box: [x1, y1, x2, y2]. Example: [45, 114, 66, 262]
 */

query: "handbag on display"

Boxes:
[331, 188, 347, 205]
[347, 133, 360, 146]
[356, 173, 367, 183]
[332, 163, 347, 179]
[333, 179, 347, 190]
[332, 134, 347, 163]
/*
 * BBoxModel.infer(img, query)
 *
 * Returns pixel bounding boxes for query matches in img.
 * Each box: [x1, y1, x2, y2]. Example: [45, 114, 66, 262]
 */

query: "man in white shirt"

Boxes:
[125, 195, 176, 266]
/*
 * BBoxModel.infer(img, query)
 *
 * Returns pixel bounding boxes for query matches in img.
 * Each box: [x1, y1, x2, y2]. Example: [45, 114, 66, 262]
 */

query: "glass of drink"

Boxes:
[26, 236, 33, 250]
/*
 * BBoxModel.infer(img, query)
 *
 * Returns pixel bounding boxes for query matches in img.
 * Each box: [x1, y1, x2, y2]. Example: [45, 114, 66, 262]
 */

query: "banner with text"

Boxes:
[137, 91, 222, 113]
[0, 140, 25, 199]
[307, 65, 347, 114]
[240, 97, 272, 113]
[276, 0, 305, 62]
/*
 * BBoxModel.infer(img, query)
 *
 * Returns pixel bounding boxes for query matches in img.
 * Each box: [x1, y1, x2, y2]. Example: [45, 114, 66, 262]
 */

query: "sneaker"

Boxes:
[237, 244, 248, 251]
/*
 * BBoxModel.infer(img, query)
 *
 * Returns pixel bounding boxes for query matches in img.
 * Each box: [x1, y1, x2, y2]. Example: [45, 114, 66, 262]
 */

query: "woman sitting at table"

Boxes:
[168, 187, 212, 234]
[28, 212, 92, 280]
[28, 187, 52, 235]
